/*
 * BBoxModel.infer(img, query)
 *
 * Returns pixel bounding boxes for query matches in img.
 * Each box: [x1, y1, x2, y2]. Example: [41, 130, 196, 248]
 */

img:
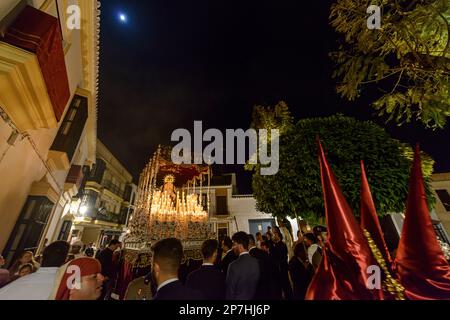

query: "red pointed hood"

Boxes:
[394, 145, 450, 300]
[360, 160, 393, 267]
[306, 140, 383, 300]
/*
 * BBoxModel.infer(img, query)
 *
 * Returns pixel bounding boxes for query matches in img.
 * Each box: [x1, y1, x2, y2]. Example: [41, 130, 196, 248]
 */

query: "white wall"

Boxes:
[229, 196, 272, 234]
[431, 178, 450, 236]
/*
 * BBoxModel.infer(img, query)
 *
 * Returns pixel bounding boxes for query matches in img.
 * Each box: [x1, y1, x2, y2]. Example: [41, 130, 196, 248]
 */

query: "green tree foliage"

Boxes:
[330, 0, 450, 128]
[248, 107, 435, 221]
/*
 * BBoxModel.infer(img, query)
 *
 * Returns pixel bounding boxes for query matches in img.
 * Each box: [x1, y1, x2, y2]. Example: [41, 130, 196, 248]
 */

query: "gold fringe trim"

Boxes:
[363, 229, 406, 300]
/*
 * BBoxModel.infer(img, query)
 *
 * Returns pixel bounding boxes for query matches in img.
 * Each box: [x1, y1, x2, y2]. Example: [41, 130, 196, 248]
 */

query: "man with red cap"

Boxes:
[52, 257, 104, 300]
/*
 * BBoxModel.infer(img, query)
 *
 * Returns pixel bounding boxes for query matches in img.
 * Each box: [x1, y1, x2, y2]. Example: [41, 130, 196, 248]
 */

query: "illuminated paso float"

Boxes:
[116, 146, 216, 296]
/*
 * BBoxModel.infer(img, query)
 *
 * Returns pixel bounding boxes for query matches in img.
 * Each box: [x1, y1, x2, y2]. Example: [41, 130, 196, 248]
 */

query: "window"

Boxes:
[436, 190, 450, 212]
[216, 196, 228, 215]
[2, 196, 54, 267]
[50, 94, 88, 162]
[201, 194, 207, 207]
[58, 221, 72, 241]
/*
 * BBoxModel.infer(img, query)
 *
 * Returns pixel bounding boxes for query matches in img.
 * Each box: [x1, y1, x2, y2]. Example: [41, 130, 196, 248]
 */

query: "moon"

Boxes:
[118, 13, 127, 23]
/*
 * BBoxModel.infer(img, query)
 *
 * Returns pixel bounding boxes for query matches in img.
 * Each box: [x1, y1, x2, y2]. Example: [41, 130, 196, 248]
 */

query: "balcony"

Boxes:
[103, 180, 124, 198]
[92, 210, 127, 225]
[1, 4, 70, 130]
[64, 165, 84, 196]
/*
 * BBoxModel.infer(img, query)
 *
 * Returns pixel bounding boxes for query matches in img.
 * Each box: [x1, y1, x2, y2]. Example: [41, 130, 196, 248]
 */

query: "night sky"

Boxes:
[98, 0, 450, 193]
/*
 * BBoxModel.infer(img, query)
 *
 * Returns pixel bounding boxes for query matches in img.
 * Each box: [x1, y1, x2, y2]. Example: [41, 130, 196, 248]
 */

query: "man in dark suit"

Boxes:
[97, 239, 121, 300]
[152, 238, 203, 300]
[186, 239, 226, 300]
[220, 236, 237, 274]
[226, 232, 260, 300]
[248, 234, 282, 300]
[271, 226, 293, 300]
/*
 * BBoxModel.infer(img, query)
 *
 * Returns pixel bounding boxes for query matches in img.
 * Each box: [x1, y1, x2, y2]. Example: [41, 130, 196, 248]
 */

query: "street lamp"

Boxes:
[79, 206, 88, 216]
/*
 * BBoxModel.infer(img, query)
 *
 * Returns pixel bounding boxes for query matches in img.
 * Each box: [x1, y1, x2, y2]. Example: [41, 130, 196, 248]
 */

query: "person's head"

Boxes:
[248, 234, 256, 249]
[231, 232, 249, 255]
[267, 226, 272, 233]
[260, 241, 269, 253]
[108, 239, 121, 251]
[201, 239, 218, 264]
[272, 226, 283, 243]
[293, 243, 308, 263]
[151, 238, 183, 285]
[222, 237, 233, 251]
[18, 263, 34, 277]
[42, 241, 70, 268]
[19, 251, 33, 264]
[303, 233, 318, 247]
[0, 255, 5, 267]
[255, 232, 262, 241]
[71, 241, 84, 254]
[55, 258, 104, 300]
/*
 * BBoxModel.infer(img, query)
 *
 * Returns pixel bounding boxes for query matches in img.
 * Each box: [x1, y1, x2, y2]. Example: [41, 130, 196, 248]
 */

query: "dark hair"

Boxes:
[255, 232, 262, 237]
[262, 235, 268, 242]
[313, 226, 327, 237]
[304, 233, 318, 244]
[232, 232, 249, 250]
[247, 234, 256, 246]
[152, 238, 183, 273]
[201, 239, 218, 259]
[260, 241, 268, 248]
[222, 237, 233, 250]
[294, 243, 308, 261]
[42, 241, 70, 267]
[267, 226, 272, 230]
[273, 226, 283, 241]
[18, 263, 34, 273]
[108, 239, 121, 246]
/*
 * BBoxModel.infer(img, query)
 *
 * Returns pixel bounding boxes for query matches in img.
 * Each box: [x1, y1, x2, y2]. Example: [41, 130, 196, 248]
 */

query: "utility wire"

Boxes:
[0, 105, 64, 194]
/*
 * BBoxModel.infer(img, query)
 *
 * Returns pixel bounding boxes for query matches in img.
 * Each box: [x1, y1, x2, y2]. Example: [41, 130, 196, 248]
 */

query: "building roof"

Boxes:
[432, 173, 450, 182]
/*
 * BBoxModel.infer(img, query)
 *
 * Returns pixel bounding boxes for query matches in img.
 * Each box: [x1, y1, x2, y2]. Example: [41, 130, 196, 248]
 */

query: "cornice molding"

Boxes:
[79, 0, 101, 165]
[0, 42, 57, 131]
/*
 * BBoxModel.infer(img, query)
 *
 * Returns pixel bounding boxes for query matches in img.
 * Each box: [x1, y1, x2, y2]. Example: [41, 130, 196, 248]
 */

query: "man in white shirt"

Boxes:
[304, 233, 321, 267]
[0, 241, 70, 300]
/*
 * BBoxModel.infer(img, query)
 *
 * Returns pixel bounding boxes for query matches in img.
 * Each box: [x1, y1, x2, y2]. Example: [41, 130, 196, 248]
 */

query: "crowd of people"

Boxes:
[0, 225, 328, 300]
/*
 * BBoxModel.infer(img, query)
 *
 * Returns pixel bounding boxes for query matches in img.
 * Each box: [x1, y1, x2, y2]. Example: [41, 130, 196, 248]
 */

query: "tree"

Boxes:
[330, 0, 450, 128]
[248, 107, 435, 223]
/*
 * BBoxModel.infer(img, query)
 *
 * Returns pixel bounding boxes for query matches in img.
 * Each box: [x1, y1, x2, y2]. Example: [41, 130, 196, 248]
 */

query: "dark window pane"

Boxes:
[2, 196, 54, 267]
[10, 224, 26, 251]
[216, 196, 228, 215]
[436, 190, 450, 211]
[50, 94, 88, 162]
